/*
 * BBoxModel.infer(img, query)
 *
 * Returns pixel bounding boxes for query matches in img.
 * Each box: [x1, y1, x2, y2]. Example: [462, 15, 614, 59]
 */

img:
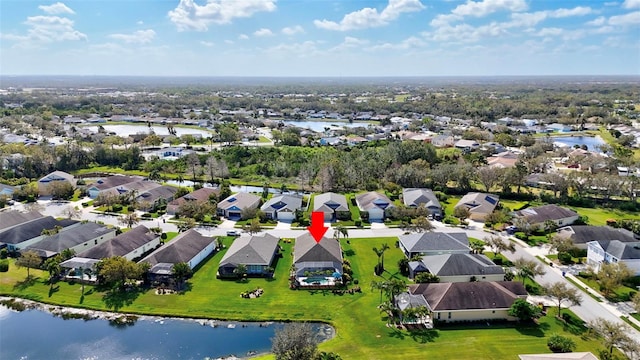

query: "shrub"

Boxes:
[547, 334, 576, 353]
[141, 213, 152, 219]
[112, 204, 123, 212]
[557, 252, 573, 265]
[354, 220, 362, 227]
[81, 202, 90, 207]
[0, 260, 8, 272]
[0, 248, 7, 259]
[492, 257, 503, 265]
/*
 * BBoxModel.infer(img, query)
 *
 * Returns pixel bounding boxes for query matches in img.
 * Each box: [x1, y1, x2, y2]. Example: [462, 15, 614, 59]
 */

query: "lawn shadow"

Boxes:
[556, 314, 587, 335]
[177, 282, 193, 295]
[79, 294, 85, 304]
[387, 327, 407, 340]
[410, 328, 439, 343]
[13, 276, 38, 291]
[102, 288, 142, 311]
[515, 321, 548, 337]
[48, 285, 60, 297]
[344, 249, 356, 257]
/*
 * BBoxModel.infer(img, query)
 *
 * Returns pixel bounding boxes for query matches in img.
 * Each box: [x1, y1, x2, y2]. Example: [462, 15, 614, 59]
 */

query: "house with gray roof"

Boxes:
[587, 240, 640, 275]
[168, 187, 220, 215]
[218, 233, 279, 277]
[0, 216, 80, 251]
[0, 210, 43, 233]
[27, 223, 116, 259]
[454, 192, 499, 221]
[140, 229, 216, 274]
[261, 194, 303, 222]
[514, 204, 578, 228]
[355, 191, 394, 221]
[78, 225, 160, 261]
[293, 233, 343, 285]
[313, 192, 349, 222]
[38, 170, 75, 196]
[556, 225, 638, 250]
[402, 188, 442, 219]
[412, 253, 505, 282]
[399, 232, 470, 259]
[217, 192, 261, 219]
[396, 281, 527, 325]
[136, 185, 178, 211]
[86, 175, 144, 199]
[0, 183, 16, 198]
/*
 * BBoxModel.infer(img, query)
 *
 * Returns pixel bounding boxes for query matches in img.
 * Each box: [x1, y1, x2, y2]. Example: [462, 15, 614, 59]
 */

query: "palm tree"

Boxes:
[378, 301, 396, 326]
[379, 243, 390, 271]
[234, 264, 248, 279]
[372, 247, 385, 275]
[333, 224, 348, 241]
[119, 212, 141, 228]
[172, 262, 193, 291]
[370, 280, 388, 303]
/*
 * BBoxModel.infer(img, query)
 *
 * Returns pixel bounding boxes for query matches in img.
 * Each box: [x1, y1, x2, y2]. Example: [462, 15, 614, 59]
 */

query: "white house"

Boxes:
[141, 229, 217, 271]
[586, 240, 640, 276]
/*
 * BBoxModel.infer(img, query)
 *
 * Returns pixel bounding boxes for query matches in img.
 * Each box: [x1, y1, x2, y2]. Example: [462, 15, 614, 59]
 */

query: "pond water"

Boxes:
[163, 181, 304, 195]
[552, 136, 606, 152]
[0, 305, 333, 360]
[84, 124, 212, 137]
[281, 120, 373, 132]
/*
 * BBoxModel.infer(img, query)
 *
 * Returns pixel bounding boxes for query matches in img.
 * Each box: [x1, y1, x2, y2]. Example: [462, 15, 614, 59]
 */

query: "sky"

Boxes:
[0, 0, 639, 77]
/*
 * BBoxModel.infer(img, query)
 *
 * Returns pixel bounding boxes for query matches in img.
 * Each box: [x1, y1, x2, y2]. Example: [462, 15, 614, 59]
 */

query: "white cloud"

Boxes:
[329, 36, 369, 51]
[168, 0, 276, 31]
[314, 0, 424, 31]
[264, 41, 319, 57]
[451, 0, 527, 18]
[623, 0, 640, 9]
[108, 29, 156, 44]
[200, 40, 214, 47]
[224, 39, 234, 44]
[254, 28, 273, 37]
[21, 15, 87, 42]
[238, 34, 249, 40]
[586, 16, 606, 26]
[137, 20, 144, 25]
[608, 11, 640, 26]
[38, 2, 75, 15]
[367, 36, 425, 51]
[281, 25, 304, 35]
[536, 27, 563, 37]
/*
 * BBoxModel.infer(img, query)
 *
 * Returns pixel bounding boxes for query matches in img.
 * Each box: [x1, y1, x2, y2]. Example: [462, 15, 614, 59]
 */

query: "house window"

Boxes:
[95, 240, 98, 245]
[448, 312, 451, 319]
[437, 313, 441, 320]
[492, 310, 495, 313]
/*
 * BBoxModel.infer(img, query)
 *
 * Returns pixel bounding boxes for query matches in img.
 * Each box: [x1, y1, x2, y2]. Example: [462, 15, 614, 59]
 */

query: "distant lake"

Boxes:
[553, 136, 606, 152]
[84, 124, 212, 137]
[281, 120, 373, 132]
[0, 305, 333, 360]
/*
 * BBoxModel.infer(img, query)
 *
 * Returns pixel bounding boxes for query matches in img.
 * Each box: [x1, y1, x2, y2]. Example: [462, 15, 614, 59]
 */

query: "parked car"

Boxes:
[226, 230, 240, 236]
[505, 225, 517, 234]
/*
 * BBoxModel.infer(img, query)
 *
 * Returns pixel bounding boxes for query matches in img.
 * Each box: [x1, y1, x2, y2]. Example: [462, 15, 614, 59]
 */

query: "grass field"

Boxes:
[0, 237, 612, 359]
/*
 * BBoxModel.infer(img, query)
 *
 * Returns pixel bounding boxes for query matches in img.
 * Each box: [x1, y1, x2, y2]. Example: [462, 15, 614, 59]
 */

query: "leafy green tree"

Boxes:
[548, 234, 575, 254]
[244, 218, 263, 235]
[545, 282, 582, 317]
[589, 318, 637, 358]
[44, 255, 62, 287]
[271, 322, 318, 360]
[171, 262, 193, 291]
[118, 212, 140, 228]
[233, 264, 247, 278]
[547, 334, 576, 353]
[485, 235, 515, 258]
[97, 256, 145, 289]
[177, 218, 196, 232]
[414, 272, 440, 283]
[15, 250, 42, 279]
[48, 181, 75, 200]
[469, 238, 486, 254]
[508, 298, 542, 322]
[513, 257, 546, 286]
[453, 206, 471, 223]
[597, 262, 633, 298]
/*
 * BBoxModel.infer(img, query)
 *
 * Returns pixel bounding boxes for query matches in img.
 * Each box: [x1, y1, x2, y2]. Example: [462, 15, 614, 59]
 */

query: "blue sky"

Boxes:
[1, 0, 638, 76]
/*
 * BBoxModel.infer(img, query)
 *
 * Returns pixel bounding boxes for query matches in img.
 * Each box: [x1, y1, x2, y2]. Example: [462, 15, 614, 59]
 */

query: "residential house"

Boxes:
[26, 223, 116, 259]
[86, 175, 144, 199]
[260, 194, 303, 221]
[292, 233, 343, 285]
[412, 253, 505, 282]
[217, 192, 262, 219]
[518, 352, 598, 360]
[152, 147, 194, 161]
[140, 229, 217, 280]
[135, 185, 178, 212]
[587, 240, 640, 275]
[168, 187, 220, 215]
[217, 233, 280, 277]
[556, 225, 638, 250]
[0, 183, 16, 198]
[313, 192, 350, 221]
[0, 216, 80, 251]
[486, 151, 520, 169]
[60, 257, 100, 283]
[38, 171, 75, 196]
[454, 139, 480, 151]
[395, 281, 527, 325]
[402, 188, 442, 219]
[0, 210, 43, 233]
[454, 192, 500, 222]
[78, 225, 160, 261]
[514, 204, 579, 229]
[398, 232, 470, 259]
[355, 191, 394, 221]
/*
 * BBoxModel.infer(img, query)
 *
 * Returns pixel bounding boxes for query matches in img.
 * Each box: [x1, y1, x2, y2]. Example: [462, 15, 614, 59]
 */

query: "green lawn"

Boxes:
[575, 275, 636, 302]
[570, 206, 640, 226]
[0, 237, 612, 359]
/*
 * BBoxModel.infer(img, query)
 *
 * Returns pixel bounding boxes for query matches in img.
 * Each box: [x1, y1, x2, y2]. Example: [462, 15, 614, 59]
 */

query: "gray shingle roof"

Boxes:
[219, 233, 279, 267]
[558, 225, 637, 245]
[355, 191, 393, 211]
[218, 192, 261, 211]
[592, 240, 640, 260]
[294, 233, 342, 265]
[78, 225, 159, 259]
[137, 185, 178, 203]
[27, 223, 114, 255]
[399, 232, 470, 253]
[0, 210, 43, 232]
[313, 192, 349, 212]
[140, 229, 215, 266]
[514, 204, 578, 224]
[455, 192, 499, 215]
[88, 175, 143, 191]
[402, 188, 441, 209]
[409, 281, 527, 311]
[261, 194, 303, 213]
[0, 216, 79, 245]
[39, 170, 74, 183]
[169, 187, 220, 208]
[421, 253, 504, 277]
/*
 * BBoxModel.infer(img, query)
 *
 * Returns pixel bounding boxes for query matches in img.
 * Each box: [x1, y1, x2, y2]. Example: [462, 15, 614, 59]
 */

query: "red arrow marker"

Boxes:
[307, 212, 328, 243]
